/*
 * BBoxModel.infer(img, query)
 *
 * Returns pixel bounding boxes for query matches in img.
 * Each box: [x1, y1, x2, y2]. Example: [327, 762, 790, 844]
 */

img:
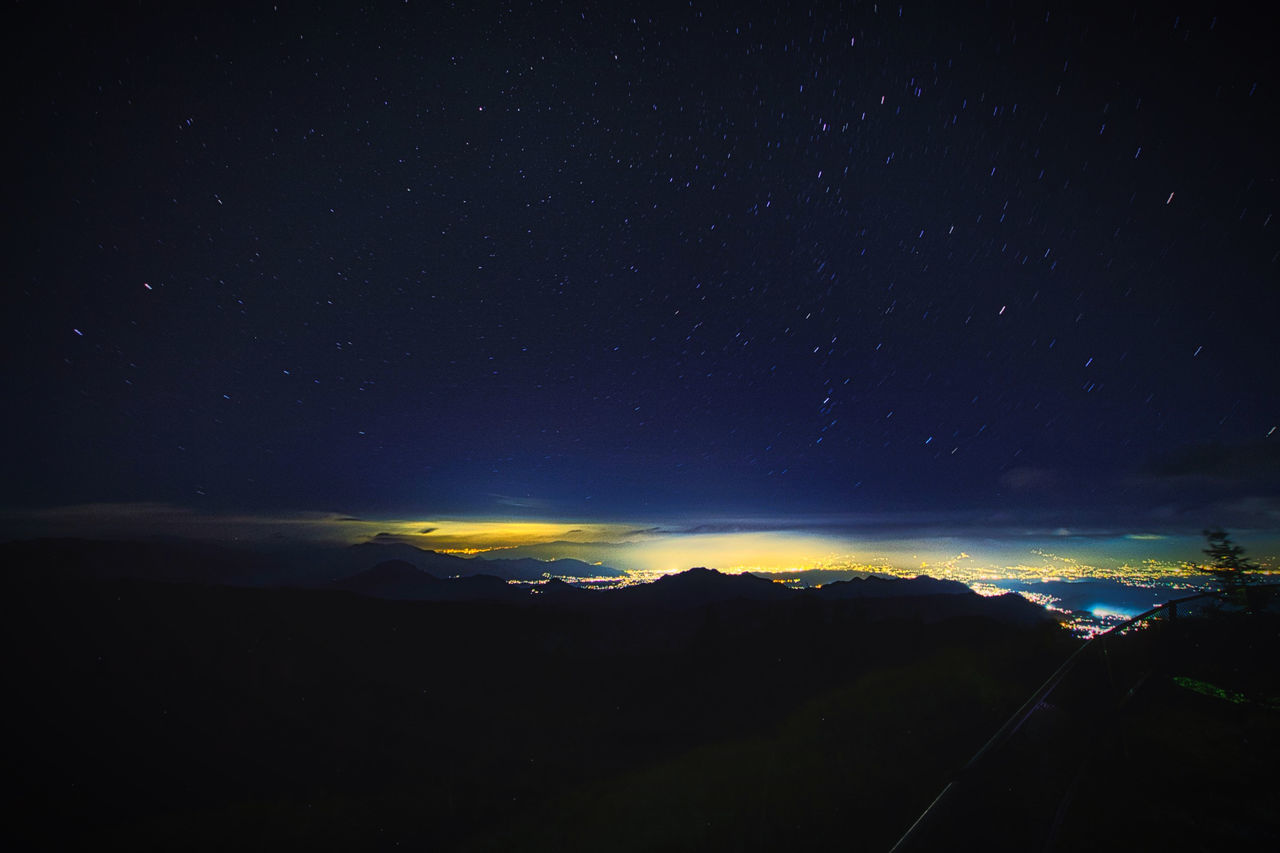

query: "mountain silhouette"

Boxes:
[531, 576, 600, 605]
[9, 534, 1271, 852]
[332, 559, 441, 599]
[611, 567, 796, 608]
[332, 561, 527, 602]
[344, 541, 624, 581]
[2, 538, 1055, 624]
[813, 574, 971, 599]
[421, 573, 521, 602]
[0, 538, 625, 589]
[474, 555, 624, 581]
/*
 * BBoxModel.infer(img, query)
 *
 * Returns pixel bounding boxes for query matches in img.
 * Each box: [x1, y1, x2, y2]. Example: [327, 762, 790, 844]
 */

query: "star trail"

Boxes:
[6, 0, 1277, 543]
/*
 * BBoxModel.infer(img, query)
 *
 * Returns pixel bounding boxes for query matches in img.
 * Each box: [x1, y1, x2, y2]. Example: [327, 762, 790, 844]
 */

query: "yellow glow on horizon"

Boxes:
[356, 518, 647, 551]
[619, 531, 863, 575]
[1, 503, 650, 553]
[8, 502, 1277, 584]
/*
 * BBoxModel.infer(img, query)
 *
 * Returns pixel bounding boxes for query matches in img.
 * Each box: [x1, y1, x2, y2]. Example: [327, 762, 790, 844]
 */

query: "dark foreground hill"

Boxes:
[3, 541, 1067, 851]
[7, 540, 1272, 850]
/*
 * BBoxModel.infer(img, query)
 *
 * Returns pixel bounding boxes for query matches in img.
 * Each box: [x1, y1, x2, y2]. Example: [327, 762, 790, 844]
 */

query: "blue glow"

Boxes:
[1088, 603, 1143, 620]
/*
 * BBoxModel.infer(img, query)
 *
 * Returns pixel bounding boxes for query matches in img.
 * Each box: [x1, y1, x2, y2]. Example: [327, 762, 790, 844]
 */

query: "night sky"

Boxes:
[7, 1, 1278, 544]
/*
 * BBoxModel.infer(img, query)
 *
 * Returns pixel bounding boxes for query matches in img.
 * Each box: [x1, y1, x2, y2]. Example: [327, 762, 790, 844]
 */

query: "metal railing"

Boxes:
[888, 588, 1245, 852]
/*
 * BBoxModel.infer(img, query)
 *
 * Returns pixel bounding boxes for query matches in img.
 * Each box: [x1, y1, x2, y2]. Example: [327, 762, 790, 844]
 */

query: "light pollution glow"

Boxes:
[4, 503, 1276, 587]
[361, 520, 1280, 593]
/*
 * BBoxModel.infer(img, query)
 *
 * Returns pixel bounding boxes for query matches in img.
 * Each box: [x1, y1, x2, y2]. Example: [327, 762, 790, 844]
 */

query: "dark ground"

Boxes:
[893, 596, 1280, 852]
[5, 546, 1275, 850]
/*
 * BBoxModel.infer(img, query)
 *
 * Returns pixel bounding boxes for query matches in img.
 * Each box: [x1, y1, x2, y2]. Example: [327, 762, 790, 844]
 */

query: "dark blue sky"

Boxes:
[7, 1, 1277, 532]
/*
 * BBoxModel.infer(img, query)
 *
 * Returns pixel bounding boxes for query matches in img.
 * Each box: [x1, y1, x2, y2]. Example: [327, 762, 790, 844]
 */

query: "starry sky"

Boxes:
[6, 1, 1278, 549]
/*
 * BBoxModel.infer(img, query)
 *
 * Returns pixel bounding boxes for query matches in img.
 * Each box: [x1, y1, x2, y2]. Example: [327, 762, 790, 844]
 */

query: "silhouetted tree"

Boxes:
[1199, 528, 1260, 605]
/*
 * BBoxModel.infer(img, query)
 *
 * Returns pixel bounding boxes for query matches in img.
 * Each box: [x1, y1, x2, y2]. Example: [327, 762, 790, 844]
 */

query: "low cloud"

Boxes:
[0, 503, 379, 543]
[1144, 440, 1280, 485]
[1000, 466, 1060, 493]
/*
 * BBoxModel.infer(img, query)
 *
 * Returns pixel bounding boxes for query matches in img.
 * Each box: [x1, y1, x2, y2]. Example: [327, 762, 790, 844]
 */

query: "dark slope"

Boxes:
[4, 541, 1077, 852]
[0, 537, 280, 585]
[45, 556, 1277, 849]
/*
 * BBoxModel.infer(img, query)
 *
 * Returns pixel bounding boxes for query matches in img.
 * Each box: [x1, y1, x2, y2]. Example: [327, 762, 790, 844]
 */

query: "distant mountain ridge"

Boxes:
[610, 566, 794, 607]
[1, 538, 1054, 626]
[814, 574, 971, 598]
[331, 559, 440, 599]
[0, 537, 624, 587]
[345, 541, 624, 581]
